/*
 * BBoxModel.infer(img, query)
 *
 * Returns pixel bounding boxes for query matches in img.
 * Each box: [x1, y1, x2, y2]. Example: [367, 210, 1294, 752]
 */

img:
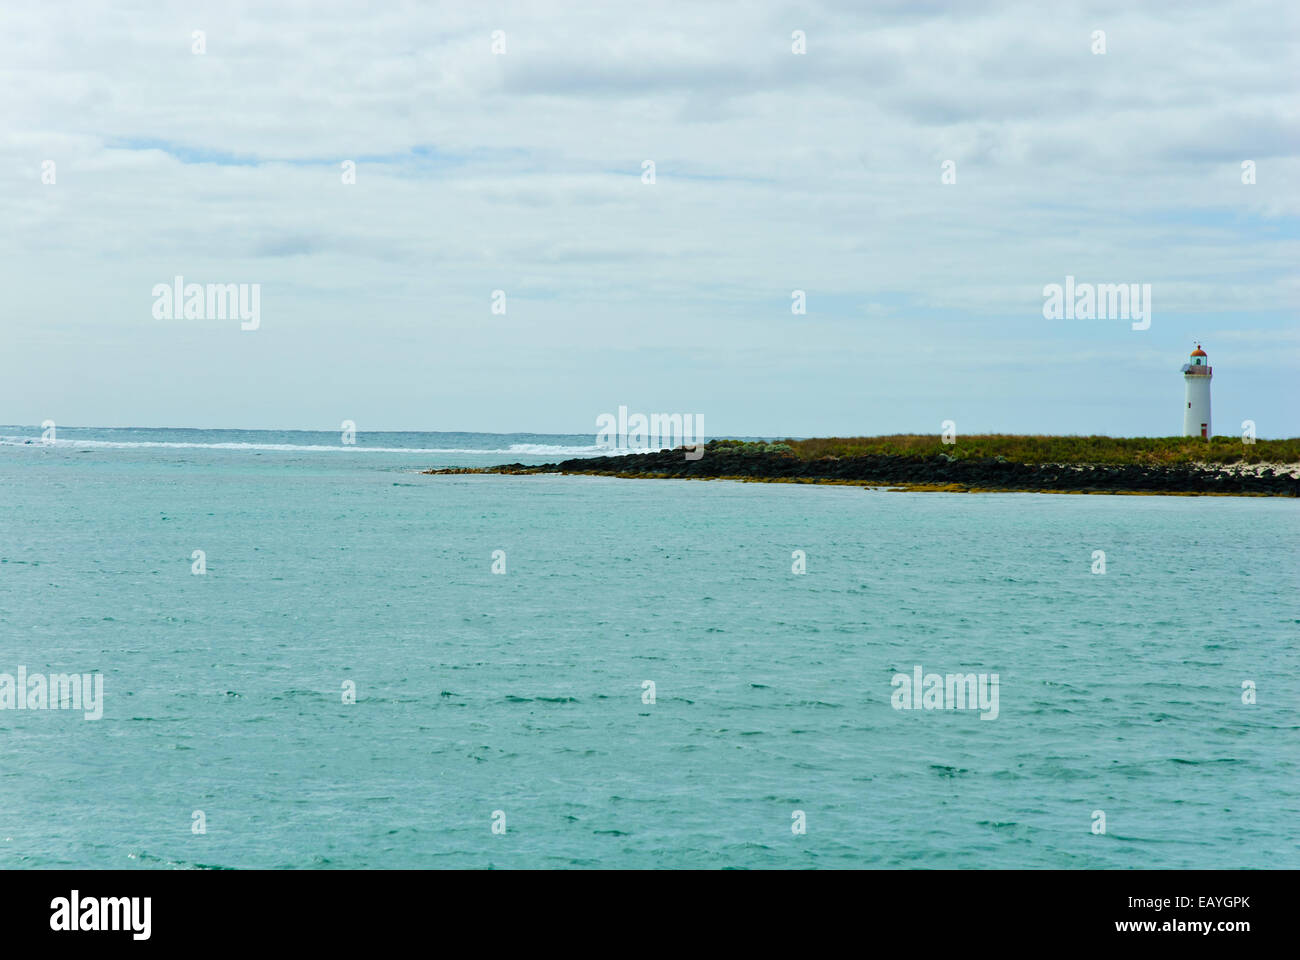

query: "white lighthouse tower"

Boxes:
[1181, 343, 1212, 438]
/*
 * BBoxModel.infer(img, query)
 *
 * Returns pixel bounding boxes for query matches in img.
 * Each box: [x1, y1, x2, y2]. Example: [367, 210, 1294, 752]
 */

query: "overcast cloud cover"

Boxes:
[3, 0, 1297, 436]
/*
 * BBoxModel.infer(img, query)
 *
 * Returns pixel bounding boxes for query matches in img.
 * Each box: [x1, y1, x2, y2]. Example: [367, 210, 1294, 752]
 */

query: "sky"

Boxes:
[2, 0, 1297, 437]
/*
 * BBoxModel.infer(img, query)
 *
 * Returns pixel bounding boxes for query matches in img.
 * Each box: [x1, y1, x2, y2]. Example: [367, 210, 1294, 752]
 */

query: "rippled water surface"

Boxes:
[2, 429, 1297, 868]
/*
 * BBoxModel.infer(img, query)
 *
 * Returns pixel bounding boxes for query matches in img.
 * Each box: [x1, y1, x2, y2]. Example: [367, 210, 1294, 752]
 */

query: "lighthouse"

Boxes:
[1181, 344, 1212, 438]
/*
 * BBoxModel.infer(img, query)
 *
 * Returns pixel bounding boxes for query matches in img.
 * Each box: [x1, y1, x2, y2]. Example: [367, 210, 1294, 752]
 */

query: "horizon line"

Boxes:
[5, 425, 1297, 442]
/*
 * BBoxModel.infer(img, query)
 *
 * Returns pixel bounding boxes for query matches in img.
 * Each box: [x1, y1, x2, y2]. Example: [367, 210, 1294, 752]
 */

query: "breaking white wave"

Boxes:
[0, 435, 624, 457]
[502, 443, 634, 457]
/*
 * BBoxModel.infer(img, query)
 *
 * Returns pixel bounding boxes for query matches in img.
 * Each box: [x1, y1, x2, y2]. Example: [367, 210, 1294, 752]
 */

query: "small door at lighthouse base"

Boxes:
[1201, 424, 1208, 438]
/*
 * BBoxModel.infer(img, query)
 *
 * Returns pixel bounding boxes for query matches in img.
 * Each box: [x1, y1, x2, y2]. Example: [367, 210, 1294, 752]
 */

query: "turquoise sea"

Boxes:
[1, 427, 1297, 869]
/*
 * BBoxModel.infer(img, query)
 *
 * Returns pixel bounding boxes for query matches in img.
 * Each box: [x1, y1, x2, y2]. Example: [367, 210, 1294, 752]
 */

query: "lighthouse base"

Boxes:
[1183, 375, 1212, 438]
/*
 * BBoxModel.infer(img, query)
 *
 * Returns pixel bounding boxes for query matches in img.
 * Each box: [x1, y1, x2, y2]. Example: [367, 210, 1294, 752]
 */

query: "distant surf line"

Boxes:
[0, 436, 622, 457]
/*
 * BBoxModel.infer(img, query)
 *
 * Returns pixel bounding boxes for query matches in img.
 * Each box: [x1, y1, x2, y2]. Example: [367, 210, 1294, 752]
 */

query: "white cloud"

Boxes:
[1, 0, 1296, 435]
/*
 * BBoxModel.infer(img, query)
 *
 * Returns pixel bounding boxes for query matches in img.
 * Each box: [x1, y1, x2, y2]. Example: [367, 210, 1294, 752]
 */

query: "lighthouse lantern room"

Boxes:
[1181, 344, 1212, 438]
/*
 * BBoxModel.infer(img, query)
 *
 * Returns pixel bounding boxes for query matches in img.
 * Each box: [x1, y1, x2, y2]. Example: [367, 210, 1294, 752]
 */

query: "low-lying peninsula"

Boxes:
[426, 436, 1300, 496]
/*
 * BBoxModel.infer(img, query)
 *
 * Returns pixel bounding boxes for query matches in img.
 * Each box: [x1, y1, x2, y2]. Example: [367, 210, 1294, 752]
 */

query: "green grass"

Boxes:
[709, 439, 795, 455]
[772, 434, 1300, 466]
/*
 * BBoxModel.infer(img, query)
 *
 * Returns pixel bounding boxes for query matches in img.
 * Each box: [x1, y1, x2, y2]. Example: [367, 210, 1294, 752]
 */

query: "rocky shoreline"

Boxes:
[427, 443, 1300, 496]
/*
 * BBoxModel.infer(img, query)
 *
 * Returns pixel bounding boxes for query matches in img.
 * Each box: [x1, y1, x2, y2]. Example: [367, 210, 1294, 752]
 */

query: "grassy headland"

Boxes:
[427, 435, 1300, 496]
[782, 434, 1300, 465]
